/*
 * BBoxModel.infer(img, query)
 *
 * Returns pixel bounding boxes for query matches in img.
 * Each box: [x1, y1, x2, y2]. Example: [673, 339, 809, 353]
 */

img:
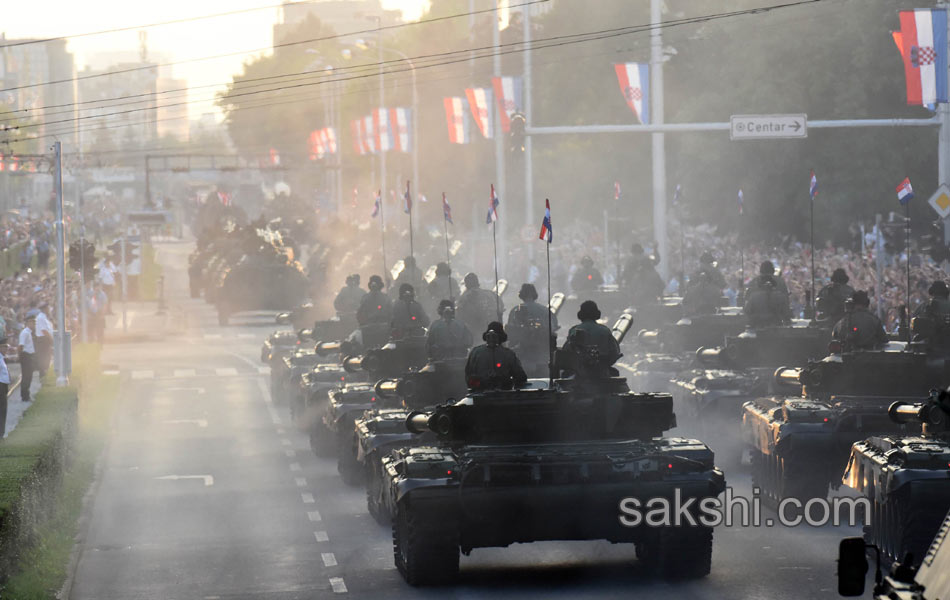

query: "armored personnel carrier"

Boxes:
[383, 386, 726, 586]
[742, 343, 940, 507]
[843, 389, 950, 567]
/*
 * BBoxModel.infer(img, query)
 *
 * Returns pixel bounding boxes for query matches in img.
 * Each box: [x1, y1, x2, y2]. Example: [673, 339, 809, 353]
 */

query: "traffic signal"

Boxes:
[68, 239, 97, 274]
[509, 112, 526, 153]
[106, 239, 139, 264]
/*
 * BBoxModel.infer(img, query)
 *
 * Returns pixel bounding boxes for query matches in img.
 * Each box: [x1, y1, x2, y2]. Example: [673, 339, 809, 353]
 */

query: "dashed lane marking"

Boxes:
[281, 439, 292, 446]
[258, 366, 269, 374]
[238, 333, 256, 339]
[131, 370, 155, 380]
[173, 369, 196, 378]
[215, 367, 238, 377]
[163, 419, 208, 428]
[290, 462, 302, 472]
[302, 493, 315, 504]
[307, 510, 322, 521]
[103, 369, 120, 376]
[295, 477, 307, 487]
[322, 553, 337, 567]
[154, 474, 214, 486]
[166, 387, 206, 394]
[314, 531, 329, 542]
[329, 577, 347, 593]
[285, 449, 296, 458]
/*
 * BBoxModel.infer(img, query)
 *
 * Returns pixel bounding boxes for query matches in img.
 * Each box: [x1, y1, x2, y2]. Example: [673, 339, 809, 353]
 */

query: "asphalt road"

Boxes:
[70, 241, 871, 599]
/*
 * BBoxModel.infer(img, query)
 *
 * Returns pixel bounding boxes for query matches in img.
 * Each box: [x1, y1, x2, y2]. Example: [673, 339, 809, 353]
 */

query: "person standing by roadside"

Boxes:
[18, 314, 36, 402]
[34, 303, 53, 379]
[0, 337, 9, 437]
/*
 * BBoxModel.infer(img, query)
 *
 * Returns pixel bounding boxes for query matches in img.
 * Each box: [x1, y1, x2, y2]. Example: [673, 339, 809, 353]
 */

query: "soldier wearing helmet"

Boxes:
[457, 272, 503, 335]
[832, 290, 887, 351]
[333, 274, 366, 324]
[620, 243, 665, 306]
[570, 255, 603, 294]
[426, 299, 473, 359]
[743, 261, 792, 328]
[506, 283, 558, 377]
[912, 281, 950, 349]
[426, 262, 460, 310]
[560, 300, 621, 378]
[357, 275, 393, 348]
[464, 321, 527, 390]
[391, 283, 430, 339]
[684, 251, 726, 315]
[816, 268, 854, 322]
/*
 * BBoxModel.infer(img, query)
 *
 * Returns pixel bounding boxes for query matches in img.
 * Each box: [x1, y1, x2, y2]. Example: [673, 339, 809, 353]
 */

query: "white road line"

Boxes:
[284, 449, 296, 458]
[215, 367, 238, 377]
[227, 350, 265, 371]
[321, 553, 337, 567]
[281, 439, 292, 446]
[329, 578, 347, 593]
[289, 462, 301, 472]
[314, 531, 329, 542]
[295, 477, 307, 487]
[258, 366, 269, 374]
[163, 419, 208, 428]
[255, 378, 282, 425]
[103, 369, 120, 376]
[307, 510, 322, 521]
[277, 427, 285, 434]
[154, 474, 214, 486]
[204, 333, 223, 340]
[173, 369, 196, 378]
[301, 493, 315, 504]
[167, 387, 206, 394]
[131, 370, 155, 380]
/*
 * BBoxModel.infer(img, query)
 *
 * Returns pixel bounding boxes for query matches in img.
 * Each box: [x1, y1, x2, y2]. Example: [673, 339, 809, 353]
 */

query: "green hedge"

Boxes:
[0, 386, 78, 580]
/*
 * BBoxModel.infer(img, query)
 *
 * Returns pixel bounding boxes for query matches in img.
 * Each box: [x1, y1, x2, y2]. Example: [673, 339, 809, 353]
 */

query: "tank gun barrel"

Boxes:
[549, 292, 565, 317]
[774, 367, 803, 391]
[314, 340, 341, 356]
[374, 378, 401, 400]
[405, 409, 453, 436]
[342, 354, 364, 373]
[612, 313, 635, 344]
[637, 329, 660, 346]
[696, 346, 724, 365]
[888, 394, 949, 427]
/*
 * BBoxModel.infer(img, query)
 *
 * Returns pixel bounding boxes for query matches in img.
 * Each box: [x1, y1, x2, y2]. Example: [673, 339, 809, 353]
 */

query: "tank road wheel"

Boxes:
[393, 498, 459, 586]
[638, 525, 713, 579]
[366, 458, 391, 526]
[336, 430, 363, 487]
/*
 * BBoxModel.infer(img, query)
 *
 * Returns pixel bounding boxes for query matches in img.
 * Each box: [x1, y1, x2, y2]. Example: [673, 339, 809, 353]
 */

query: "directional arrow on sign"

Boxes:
[162, 419, 208, 428]
[154, 475, 214, 486]
[789, 121, 802, 132]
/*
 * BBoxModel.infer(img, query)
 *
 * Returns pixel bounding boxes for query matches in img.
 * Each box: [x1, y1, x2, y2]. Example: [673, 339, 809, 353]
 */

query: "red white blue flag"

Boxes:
[373, 108, 394, 152]
[443, 97, 470, 144]
[487, 184, 499, 224]
[390, 107, 411, 152]
[372, 190, 381, 218]
[466, 87, 494, 139]
[809, 170, 818, 200]
[362, 116, 377, 153]
[614, 63, 650, 124]
[442, 193, 453, 225]
[309, 130, 325, 160]
[614, 181, 621, 201]
[539, 198, 552, 243]
[324, 127, 337, 154]
[351, 120, 366, 155]
[403, 181, 412, 214]
[894, 9, 948, 106]
[737, 189, 744, 215]
[896, 177, 914, 205]
[491, 76, 523, 133]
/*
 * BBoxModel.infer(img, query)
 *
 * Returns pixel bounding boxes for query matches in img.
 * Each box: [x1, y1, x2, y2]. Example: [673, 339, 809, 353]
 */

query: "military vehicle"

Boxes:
[323, 333, 429, 484]
[671, 320, 831, 425]
[843, 389, 950, 567]
[383, 386, 726, 585]
[742, 343, 939, 506]
[837, 507, 950, 599]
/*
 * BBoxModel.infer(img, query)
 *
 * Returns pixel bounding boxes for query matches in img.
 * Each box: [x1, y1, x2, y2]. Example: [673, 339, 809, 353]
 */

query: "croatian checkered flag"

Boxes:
[442, 193, 453, 225]
[539, 199, 552, 243]
[486, 184, 499, 224]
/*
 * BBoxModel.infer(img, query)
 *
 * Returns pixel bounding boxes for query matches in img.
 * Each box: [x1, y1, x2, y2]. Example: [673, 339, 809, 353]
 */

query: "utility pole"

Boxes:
[377, 16, 386, 208]
[523, 4, 534, 239]
[650, 0, 668, 279]
[492, 0, 507, 275]
[939, 2, 950, 243]
[52, 141, 68, 386]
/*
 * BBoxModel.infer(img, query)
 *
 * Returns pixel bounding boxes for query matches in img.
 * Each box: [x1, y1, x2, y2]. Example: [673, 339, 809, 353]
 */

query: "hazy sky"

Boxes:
[2, 0, 431, 120]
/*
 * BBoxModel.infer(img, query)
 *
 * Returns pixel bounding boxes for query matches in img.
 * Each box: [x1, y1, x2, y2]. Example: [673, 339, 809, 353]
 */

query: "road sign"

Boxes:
[928, 184, 950, 218]
[730, 114, 807, 140]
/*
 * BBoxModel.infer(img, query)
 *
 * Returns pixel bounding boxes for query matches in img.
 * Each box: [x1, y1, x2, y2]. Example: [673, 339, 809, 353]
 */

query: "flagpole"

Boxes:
[810, 186, 816, 320]
[546, 235, 553, 387]
[379, 190, 387, 281]
[905, 200, 911, 343]
[442, 193, 453, 300]
[492, 219, 501, 321]
[407, 181, 414, 267]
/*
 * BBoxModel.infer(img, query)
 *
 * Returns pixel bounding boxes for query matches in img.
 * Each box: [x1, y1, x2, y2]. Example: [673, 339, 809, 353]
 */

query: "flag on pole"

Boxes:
[539, 198, 553, 243]
[372, 190, 381, 217]
[403, 181, 412, 214]
[351, 120, 366, 155]
[613, 63, 650, 124]
[487, 184, 499, 224]
[673, 183, 682, 206]
[737, 189, 744, 215]
[443, 97, 470, 144]
[325, 127, 337, 154]
[894, 9, 949, 106]
[614, 181, 621, 201]
[352, 187, 359, 208]
[308, 130, 325, 160]
[465, 87, 494, 139]
[390, 107, 411, 152]
[491, 76, 523, 133]
[442, 193, 453, 224]
[809, 170, 818, 200]
[373, 108, 394, 152]
[896, 177, 915, 205]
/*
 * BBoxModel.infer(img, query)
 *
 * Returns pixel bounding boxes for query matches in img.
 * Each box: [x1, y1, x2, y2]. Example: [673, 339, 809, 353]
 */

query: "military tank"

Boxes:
[843, 388, 950, 567]
[323, 333, 429, 484]
[670, 320, 832, 425]
[383, 386, 726, 585]
[742, 343, 940, 507]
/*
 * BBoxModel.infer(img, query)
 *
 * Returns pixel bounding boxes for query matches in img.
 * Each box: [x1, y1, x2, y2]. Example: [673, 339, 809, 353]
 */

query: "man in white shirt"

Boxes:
[18, 314, 36, 402]
[0, 337, 9, 436]
[34, 303, 53, 378]
[98, 257, 116, 314]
